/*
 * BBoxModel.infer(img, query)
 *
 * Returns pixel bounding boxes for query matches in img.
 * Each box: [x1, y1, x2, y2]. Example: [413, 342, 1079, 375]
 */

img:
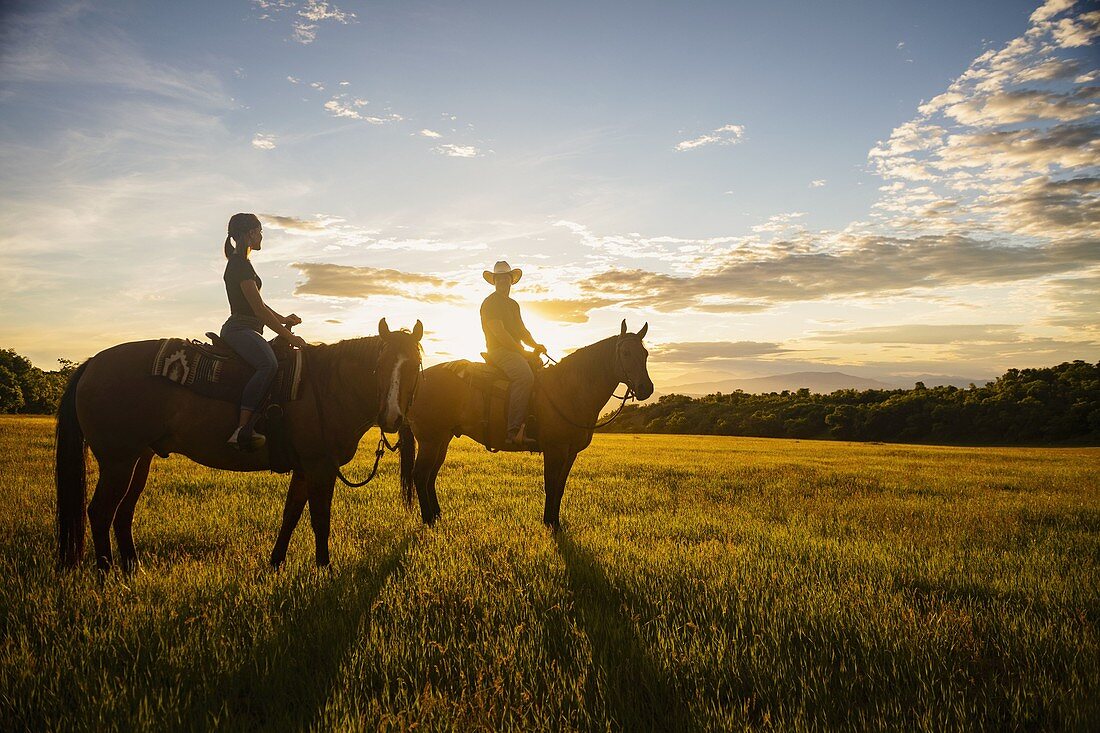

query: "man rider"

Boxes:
[480, 260, 546, 447]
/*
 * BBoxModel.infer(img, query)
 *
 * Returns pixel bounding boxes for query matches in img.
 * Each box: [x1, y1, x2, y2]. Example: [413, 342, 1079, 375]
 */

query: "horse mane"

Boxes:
[548, 335, 619, 387]
[307, 336, 383, 388]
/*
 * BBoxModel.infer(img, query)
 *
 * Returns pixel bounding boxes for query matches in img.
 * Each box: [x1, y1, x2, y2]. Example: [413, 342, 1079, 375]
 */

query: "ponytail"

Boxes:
[223, 212, 261, 259]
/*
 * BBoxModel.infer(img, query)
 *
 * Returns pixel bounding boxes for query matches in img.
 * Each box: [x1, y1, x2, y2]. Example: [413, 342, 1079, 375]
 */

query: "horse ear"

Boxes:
[620, 319, 628, 336]
[637, 322, 648, 340]
[378, 318, 390, 337]
[412, 319, 424, 342]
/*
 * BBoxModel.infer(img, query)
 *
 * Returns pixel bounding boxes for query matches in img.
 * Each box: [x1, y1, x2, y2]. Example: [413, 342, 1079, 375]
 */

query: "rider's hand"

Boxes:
[284, 314, 302, 327]
[287, 334, 308, 349]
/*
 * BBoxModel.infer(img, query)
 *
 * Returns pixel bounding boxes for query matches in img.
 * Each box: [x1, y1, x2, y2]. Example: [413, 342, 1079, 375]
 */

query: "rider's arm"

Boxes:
[486, 319, 525, 352]
[263, 304, 301, 327]
[241, 281, 303, 344]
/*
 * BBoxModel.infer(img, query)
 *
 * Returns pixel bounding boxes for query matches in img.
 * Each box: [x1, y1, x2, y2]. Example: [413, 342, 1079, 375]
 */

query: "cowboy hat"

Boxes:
[483, 260, 522, 285]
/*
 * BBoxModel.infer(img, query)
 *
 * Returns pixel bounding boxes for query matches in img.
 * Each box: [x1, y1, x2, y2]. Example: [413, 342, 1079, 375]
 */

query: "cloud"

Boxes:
[810, 179, 827, 188]
[1042, 274, 1100, 330]
[570, 232, 1099, 312]
[251, 1, 356, 44]
[419, 129, 442, 138]
[526, 298, 615, 324]
[675, 124, 745, 151]
[751, 211, 806, 233]
[1, 4, 230, 109]
[1051, 9, 1100, 47]
[292, 262, 459, 302]
[974, 175, 1100, 238]
[322, 95, 403, 124]
[866, 0, 1099, 243]
[251, 133, 277, 150]
[259, 214, 331, 231]
[650, 341, 791, 363]
[941, 87, 1099, 126]
[810, 324, 1022, 345]
[434, 143, 482, 158]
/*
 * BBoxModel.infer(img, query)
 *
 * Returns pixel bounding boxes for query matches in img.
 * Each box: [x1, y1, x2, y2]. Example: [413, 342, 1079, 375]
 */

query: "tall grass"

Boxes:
[0, 416, 1096, 731]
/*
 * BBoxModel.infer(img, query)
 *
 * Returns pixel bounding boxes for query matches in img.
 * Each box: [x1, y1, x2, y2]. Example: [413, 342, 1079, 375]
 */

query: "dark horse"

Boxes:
[56, 318, 423, 571]
[398, 320, 653, 529]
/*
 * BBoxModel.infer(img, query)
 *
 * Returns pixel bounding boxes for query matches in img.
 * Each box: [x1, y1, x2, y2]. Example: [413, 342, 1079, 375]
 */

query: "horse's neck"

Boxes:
[312, 341, 379, 435]
[548, 339, 620, 422]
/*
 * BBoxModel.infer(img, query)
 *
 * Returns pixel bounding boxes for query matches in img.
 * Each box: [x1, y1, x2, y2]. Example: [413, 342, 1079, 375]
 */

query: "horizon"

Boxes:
[1, 0, 1097, 385]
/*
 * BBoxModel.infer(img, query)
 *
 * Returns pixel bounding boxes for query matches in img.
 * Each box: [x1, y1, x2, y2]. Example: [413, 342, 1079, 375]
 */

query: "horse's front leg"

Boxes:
[543, 448, 579, 530]
[307, 472, 337, 567]
[270, 470, 309, 569]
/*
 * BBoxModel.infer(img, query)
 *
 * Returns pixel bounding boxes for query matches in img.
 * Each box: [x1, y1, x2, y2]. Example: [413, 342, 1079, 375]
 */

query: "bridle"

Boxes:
[539, 335, 641, 431]
[306, 338, 422, 488]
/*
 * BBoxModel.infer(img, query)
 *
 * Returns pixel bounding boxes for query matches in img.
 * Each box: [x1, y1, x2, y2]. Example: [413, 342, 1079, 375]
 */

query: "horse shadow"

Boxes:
[204, 532, 415, 731]
[552, 532, 695, 732]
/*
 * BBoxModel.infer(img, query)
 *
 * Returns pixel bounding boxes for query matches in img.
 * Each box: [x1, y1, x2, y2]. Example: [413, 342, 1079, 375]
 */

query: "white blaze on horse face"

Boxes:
[384, 354, 406, 426]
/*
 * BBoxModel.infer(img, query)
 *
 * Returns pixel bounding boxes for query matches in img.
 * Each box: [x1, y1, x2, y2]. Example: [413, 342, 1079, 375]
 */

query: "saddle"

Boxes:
[151, 334, 306, 473]
[152, 334, 304, 405]
[445, 352, 543, 452]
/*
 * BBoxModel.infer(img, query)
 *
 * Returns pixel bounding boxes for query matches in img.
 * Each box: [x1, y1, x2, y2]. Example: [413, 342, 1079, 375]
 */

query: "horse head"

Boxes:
[376, 317, 424, 432]
[617, 319, 654, 400]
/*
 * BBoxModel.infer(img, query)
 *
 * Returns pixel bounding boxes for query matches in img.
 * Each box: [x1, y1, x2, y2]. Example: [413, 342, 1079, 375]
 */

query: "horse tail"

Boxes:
[398, 423, 416, 509]
[56, 360, 90, 569]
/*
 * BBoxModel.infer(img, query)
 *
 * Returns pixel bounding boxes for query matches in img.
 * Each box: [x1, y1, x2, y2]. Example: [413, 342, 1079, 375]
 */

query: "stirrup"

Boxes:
[228, 426, 266, 452]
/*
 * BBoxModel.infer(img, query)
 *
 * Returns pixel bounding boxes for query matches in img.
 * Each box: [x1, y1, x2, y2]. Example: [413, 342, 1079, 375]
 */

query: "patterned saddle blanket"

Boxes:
[444, 356, 541, 451]
[152, 337, 305, 405]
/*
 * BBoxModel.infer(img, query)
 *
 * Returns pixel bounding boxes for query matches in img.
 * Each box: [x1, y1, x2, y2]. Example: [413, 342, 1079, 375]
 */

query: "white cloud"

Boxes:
[675, 123, 745, 151]
[286, 75, 300, 84]
[251, 133, 277, 150]
[322, 95, 403, 124]
[250, 0, 356, 45]
[419, 129, 442, 138]
[867, 0, 1100, 242]
[434, 143, 481, 158]
[810, 179, 827, 188]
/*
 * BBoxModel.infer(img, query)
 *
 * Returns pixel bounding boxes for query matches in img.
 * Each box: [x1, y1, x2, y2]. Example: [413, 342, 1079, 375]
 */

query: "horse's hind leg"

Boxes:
[113, 450, 153, 573]
[270, 470, 309, 569]
[87, 454, 140, 572]
[412, 436, 448, 525]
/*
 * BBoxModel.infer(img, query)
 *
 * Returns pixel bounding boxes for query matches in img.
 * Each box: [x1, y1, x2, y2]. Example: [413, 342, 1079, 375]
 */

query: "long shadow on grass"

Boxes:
[553, 532, 696, 733]
[208, 532, 414, 732]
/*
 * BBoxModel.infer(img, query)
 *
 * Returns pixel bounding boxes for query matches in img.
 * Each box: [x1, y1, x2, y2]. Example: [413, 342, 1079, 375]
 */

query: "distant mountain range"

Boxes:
[657, 371, 992, 397]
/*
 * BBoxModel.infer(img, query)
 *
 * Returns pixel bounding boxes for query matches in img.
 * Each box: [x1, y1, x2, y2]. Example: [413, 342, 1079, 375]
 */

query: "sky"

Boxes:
[1, 0, 1097, 387]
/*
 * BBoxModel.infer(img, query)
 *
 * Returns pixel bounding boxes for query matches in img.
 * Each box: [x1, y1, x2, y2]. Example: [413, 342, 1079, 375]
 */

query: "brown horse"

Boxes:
[398, 320, 653, 529]
[56, 318, 423, 571]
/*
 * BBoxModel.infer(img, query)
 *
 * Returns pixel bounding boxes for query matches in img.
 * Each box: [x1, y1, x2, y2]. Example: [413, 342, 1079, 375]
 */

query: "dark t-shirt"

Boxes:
[480, 292, 531, 352]
[224, 255, 262, 319]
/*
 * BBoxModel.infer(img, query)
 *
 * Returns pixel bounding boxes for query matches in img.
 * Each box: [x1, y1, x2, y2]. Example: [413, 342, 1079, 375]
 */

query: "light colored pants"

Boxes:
[221, 317, 277, 411]
[488, 349, 533, 436]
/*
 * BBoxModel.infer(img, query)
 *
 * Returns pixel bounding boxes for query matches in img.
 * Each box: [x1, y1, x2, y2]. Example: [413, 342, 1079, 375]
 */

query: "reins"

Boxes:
[302, 343, 410, 488]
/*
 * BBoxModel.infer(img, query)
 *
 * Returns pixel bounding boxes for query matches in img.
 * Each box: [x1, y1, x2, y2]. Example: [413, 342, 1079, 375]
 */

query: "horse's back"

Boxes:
[76, 339, 219, 458]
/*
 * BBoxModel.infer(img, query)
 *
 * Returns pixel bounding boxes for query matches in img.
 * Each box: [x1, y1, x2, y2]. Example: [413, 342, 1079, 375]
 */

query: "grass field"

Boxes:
[0, 414, 1097, 731]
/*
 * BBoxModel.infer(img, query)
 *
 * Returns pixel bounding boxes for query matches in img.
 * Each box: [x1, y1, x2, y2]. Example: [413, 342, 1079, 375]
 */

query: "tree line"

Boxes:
[0, 349, 78, 415]
[3, 347, 1098, 444]
[601, 361, 1100, 444]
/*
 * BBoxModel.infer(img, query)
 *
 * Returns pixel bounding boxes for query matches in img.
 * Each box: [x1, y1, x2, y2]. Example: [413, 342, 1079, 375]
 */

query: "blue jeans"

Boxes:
[488, 349, 534, 436]
[221, 316, 277, 411]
